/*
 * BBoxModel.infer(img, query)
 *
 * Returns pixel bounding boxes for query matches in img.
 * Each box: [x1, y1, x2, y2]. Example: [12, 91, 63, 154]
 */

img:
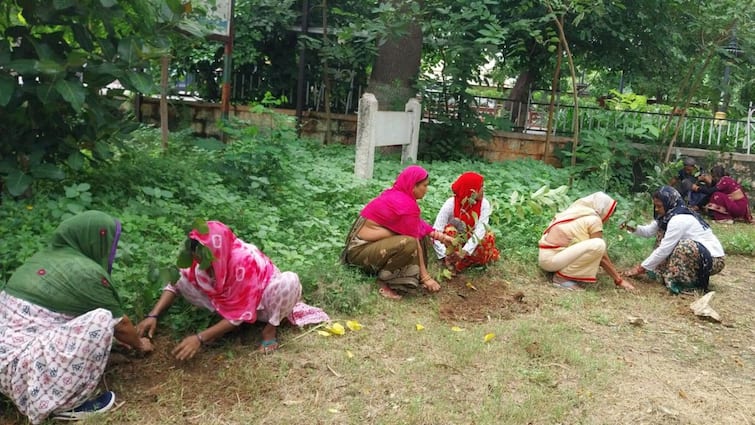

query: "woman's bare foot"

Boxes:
[421, 275, 441, 292]
[378, 282, 402, 300]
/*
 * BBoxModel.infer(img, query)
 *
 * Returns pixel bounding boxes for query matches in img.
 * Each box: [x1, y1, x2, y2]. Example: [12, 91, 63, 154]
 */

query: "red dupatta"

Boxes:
[451, 172, 484, 230]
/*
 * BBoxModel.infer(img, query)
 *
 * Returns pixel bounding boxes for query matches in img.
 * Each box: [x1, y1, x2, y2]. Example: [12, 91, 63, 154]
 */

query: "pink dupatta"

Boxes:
[186, 221, 276, 322]
[360, 165, 434, 238]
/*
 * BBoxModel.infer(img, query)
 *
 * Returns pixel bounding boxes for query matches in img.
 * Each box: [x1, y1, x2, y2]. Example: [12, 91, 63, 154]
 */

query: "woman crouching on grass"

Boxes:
[623, 186, 725, 294]
[341, 165, 454, 300]
[538, 192, 635, 291]
[136, 220, 302, 359]
[432, 171, 500, 273]
[0, 211, 153, 424]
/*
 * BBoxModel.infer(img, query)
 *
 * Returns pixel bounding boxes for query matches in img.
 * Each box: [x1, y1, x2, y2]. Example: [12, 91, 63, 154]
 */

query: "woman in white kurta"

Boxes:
[623, 186, 725, 294]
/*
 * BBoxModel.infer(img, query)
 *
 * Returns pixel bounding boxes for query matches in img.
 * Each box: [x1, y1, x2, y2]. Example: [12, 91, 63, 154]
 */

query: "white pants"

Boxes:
[539, 238, 606, 282]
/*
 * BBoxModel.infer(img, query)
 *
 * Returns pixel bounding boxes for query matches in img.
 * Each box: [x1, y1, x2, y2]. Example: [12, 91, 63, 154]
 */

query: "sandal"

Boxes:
[259, 339, 279, 353]
[378, 284, 402, 300]
[552, 280, 584, 291]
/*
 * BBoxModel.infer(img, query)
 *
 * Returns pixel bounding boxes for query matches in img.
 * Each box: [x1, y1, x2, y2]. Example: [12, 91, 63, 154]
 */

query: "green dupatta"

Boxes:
[4, 211, 124, 317]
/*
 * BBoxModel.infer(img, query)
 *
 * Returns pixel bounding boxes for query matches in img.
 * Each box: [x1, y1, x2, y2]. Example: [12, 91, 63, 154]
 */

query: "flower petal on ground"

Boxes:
[484, 333, 495, 343]
[326, 322, 346, 335]
[415, 323, 425, 331]
[346, 320, 363, 331]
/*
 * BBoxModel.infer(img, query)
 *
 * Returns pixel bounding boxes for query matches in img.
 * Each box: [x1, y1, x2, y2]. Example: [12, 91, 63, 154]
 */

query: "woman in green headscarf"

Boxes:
[0, 211, 153, 424]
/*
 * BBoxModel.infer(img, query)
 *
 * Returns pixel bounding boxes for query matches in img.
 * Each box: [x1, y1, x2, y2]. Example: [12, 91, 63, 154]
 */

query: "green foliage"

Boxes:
[0, 0, 212, 196]
[603, 90, 648, 111]
[483, 114, 514, 132]
[418, 122, 479, 161]
[719, 228, 755, 255]
[1, 127, 750, 338]
[557, 128, 642, 195]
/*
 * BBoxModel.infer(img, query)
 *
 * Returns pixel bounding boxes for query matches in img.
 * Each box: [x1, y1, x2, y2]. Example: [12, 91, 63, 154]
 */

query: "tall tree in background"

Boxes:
[367, 0, 423, 110]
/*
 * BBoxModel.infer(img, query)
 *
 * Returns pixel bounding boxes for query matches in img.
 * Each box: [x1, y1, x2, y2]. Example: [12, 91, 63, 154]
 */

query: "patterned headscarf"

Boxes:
[360, 165, 434, 238]
[51, 210, 122, 273]
[184, 221, 277, 322]
[451, 172, 484, 230]
[4, 211, 123, 316]
[653, 186, 709, 231]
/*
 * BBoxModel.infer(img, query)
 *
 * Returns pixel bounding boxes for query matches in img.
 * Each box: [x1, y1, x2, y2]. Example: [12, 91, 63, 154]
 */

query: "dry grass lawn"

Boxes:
[1, 255, 753, 425]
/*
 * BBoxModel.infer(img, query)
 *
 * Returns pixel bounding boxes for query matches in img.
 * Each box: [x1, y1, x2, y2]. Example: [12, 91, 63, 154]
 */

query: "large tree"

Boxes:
[367, 0, 423, 110]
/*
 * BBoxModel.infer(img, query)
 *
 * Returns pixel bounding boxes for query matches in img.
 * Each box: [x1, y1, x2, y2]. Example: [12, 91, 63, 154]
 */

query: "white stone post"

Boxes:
[354, 93, 378, 179]
[402, 97, 421, 164]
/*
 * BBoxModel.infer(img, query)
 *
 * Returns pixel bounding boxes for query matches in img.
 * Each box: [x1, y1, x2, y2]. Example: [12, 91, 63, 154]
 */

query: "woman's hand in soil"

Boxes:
[138, 337, 155, 353]
[614, 278, 636, 291]
[623, 264, 645, 277]
[136, 317, 157, 339]
[172, 334, 202, 361]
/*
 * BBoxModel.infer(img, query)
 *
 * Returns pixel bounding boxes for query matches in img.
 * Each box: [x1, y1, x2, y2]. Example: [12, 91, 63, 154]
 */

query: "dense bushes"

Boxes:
[3, 119, 750, 336]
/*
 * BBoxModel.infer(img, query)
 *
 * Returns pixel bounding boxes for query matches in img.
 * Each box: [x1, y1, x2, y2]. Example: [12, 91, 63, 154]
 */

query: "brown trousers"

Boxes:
[341, 216, 429, 293]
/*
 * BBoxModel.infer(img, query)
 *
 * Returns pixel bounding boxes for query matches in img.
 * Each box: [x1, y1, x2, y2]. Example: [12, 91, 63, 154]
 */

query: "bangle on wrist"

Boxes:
[146, 314, 159, 319]
[196, 333, 205, 346]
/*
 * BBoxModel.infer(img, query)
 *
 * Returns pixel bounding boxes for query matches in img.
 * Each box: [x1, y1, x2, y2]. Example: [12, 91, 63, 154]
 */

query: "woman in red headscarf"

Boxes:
[341, 165, 454, 299]
[432, 172, 500, 273]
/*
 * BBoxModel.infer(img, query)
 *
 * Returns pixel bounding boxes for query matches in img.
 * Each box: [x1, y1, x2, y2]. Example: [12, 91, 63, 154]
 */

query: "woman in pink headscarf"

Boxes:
[136, 221, 303, 359]
[700, 165, 753, 224]
[341, 165, 454, 299]
[432, 172, 500, 273]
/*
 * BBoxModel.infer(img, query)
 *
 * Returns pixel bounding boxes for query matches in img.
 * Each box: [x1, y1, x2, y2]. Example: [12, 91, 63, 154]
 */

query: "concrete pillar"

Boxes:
[354, 93, 378, 179]
[402, 97, 421, 164]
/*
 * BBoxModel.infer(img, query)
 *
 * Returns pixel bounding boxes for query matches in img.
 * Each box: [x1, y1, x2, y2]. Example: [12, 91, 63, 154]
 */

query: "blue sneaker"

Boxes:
[52, 391, 116, 421]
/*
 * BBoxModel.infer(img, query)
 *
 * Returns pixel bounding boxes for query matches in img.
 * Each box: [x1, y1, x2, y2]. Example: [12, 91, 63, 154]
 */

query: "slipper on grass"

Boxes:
[378, 286, 402, 300]
[553, 280, 584, 291]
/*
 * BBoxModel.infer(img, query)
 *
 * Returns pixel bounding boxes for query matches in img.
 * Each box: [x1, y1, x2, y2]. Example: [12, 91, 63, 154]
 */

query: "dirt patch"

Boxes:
[438, 274, 535, 322]
[583, 254, 755, 425]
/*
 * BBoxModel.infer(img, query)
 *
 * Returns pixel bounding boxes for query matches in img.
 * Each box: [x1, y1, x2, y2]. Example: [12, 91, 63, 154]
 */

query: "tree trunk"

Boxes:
[506, 69, 535, 128]
[322, 0, 332, 144]
[545, 42, 563, 163]
[368, 0, 423, 110]
[160, 55, 170, 151]
[548, 7, 580, 186]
